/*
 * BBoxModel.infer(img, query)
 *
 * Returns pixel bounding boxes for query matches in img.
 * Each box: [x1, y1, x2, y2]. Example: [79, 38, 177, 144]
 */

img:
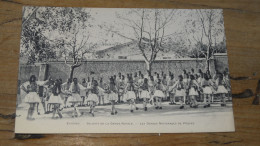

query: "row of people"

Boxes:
[78, 69, 230, 108]
[20, 68, 231, 120]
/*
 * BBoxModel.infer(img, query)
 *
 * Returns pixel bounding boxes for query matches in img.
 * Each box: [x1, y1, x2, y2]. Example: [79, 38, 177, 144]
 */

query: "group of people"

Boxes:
[19, 68, 231, 120]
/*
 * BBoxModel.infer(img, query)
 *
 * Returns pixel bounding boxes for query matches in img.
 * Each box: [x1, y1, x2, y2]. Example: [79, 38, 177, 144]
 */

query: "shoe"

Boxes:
[155, 106, 159, 109]
[58, 113, 63, 118]
[28, 118, 35, 121]
[194, 105, 198, 108]
[207, 104, 210, 107]
[144, 107, 147, 111]
[38, 112, 40, 115]
[111, 112, 114, 115]
[92, 113, 94, 117]
[130, 110, 133, 113]
[180, 106, 184, 109]
[203, 105, 207, 108]
[136, 107, 139, 110]
[159, 107, 162, 109]
[115, 111, 118, 115]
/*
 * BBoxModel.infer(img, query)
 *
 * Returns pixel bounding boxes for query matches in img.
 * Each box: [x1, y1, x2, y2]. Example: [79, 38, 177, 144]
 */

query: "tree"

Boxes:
[106, 9, 176, 76]
[20, 7, 57, 64]
[39, 7, 95, 80]
[21, 7, 95, 79]
[182, 9, 224, 72]
[58, 30, 96, 80]
[196, 9, 224, 72]
[188, 42, 208, 58]
[163, 36, 190, 58]
[212, 39, 227, 54]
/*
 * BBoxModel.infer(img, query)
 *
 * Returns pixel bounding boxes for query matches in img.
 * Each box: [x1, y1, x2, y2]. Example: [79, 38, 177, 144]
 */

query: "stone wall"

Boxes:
[213, 53, 229, 73]
[18, 64, 40, 83]
[18, 54, 228, 83]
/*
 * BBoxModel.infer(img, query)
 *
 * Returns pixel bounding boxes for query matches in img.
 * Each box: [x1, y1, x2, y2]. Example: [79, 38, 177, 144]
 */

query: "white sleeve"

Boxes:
[69, 84, 73, 92]
[215, 78, 219, 86]
[194, 80, 199, 87]
[98, 86, 105, 92]
[78, 83, 87, 90]
[61, 83, 66, 91]
[172, 81, 178, 88]
[20, 81, 29, 89]
[36, 80, 48, 86]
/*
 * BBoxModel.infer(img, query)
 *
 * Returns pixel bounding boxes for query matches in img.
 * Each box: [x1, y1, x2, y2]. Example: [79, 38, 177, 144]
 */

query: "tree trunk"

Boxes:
[206, 59, 210, 72]
[145, 61, 152, 77]
[206, 45, 210, 72]
[69, 66, 75, 80]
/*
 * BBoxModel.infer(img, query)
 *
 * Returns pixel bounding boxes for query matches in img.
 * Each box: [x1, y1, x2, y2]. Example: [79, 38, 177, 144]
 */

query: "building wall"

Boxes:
[18, 55, 228, 83]
[18, 64, 40, 83]
[213, 54, 230, 73]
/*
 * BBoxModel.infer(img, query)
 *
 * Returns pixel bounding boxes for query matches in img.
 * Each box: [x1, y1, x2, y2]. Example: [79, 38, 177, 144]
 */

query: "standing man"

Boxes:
[61, 78, 72, 108]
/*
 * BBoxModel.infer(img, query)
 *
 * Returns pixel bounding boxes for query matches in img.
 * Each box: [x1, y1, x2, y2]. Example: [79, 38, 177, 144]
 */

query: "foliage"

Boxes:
[20, 7, 93, 66]
[181, 9, 225, 71]
[21, 8, 56, 64]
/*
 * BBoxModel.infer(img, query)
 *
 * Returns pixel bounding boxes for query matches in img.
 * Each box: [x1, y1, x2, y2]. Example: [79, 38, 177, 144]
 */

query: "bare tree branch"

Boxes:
[22, 7, 39, 27]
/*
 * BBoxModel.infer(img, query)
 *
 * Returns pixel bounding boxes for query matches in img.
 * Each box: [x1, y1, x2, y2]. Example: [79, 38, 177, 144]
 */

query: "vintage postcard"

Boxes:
[15, 7, 235, 133]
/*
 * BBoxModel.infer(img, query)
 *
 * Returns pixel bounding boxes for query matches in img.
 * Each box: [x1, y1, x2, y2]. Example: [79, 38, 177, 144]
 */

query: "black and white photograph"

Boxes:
[15, 7, 235, 133]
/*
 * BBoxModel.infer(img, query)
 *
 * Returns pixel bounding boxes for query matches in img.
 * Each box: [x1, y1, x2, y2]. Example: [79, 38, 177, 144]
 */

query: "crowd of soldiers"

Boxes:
[19, 68, 231, 120]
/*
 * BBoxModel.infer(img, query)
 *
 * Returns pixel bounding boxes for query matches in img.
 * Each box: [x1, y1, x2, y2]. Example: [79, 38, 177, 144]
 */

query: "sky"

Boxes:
[87, 8, 225, 49]
[21, 7, 226, 53]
